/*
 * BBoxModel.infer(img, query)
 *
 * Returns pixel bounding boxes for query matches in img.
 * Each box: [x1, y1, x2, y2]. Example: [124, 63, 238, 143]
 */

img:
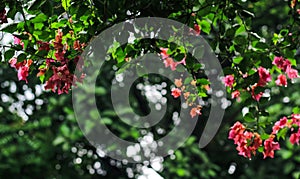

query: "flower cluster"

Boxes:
[160, 48, 186, 71]
[228, 121, 280, 159]
[224, 56, 299, 103]
[272, 114, 300, 145]
[9, 29, 85, 94]
[158, 47, 203, 118]
[230, 113, 300, 159]
[273, 56, 299, 85]
[170, 77, 203, 118]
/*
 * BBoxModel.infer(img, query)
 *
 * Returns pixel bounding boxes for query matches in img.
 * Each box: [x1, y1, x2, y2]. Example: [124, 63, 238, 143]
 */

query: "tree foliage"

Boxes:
[1, 0, 300, 178]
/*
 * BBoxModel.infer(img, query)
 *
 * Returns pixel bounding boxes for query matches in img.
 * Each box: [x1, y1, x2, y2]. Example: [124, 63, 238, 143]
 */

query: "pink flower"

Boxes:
[292, 114, 300, 126]
[275, 74, 287, 87]
[163, 57, 177, 71]
[160, 48, 169, 59]
[231, 90, 240, 101]
[286, 66, 299, 79]
[14, 59, 33, 83]
[9, 58, 17, 68]
[190, 107, 201, 118]
[229, 122, 262, 159]
[14, 36, 24, 48]
[251, 84, 263, 101]
[171, 88, 181, 98]
[228, 122, 245, 143]
[273, 56, 290, 72]
[257, 67, 271, 86]
[223, 75, 235, 88]
[177, 56, 186, 66]
[272, 117, 287, 134]
[263, 136, 280, 159]
[290, 129, 300, 145]
[18, 66, 29, 82]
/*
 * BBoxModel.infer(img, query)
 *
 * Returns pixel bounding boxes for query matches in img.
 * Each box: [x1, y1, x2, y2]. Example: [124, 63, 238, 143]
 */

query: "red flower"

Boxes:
[44, 64, 75, 95]
[193, 24, 201, 36]
[171, 88, 181, 98]
[37, 41, 50, 51]
[223, 75, 235, 88]
[251, 84, 263, 101]
[263, 136, 280, 159]
[160, 48, 169, 59]
[231, 90, 240, 101]
[273, 56, 291, 72]
[73, 40, 82, 51]
[275, 74, 287, 87]
[257, 67, 271, 86]
[289, 129, 300, 145]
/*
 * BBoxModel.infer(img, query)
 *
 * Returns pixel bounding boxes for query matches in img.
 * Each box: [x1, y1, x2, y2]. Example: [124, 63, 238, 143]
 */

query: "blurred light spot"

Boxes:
[283, 97, 290, 103]
[228, 162, 237, 174]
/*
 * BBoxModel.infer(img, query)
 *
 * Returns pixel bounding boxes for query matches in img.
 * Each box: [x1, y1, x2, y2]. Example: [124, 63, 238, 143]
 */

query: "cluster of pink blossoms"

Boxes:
[160, 48, 186, 71]
[273, 56, 299, 85]
[159, 44, 204, 118]
[230, 114, 300, 159]
[9, 30, 85, 94]
[229, 121, 279, 159]
[223, 56, 299, 102]
[272, 114, 300, 145]
[170, 78, 203, 118]
[171, 78, 202, 118]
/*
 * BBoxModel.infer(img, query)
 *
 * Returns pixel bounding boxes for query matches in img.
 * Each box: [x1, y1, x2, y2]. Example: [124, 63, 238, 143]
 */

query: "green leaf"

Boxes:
[244, 113, 255, 123]
[233, 56, 243, 64]
[17, 53, 27, 62]
[53, 136, 65, 146]
[41, 1, 53, 16]
[101, 117, 112, 125]
[4, 50, 15, 61]
[60, 124, 70, 137]
[176, 169, 186, 177]
[199, 20, 211, 34]
[95, 87, 106, 95]
[62, 0, 71, 11]
[293, 107, 300, 114]
[1, 23, 18, 33]
[279, 150, 293, 160]
[277, 127, 288, 140]
[197, 78, 210, 85]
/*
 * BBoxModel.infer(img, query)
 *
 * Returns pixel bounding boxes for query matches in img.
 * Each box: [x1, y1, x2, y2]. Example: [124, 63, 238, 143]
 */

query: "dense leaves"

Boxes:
[1, 0, 300, 178]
